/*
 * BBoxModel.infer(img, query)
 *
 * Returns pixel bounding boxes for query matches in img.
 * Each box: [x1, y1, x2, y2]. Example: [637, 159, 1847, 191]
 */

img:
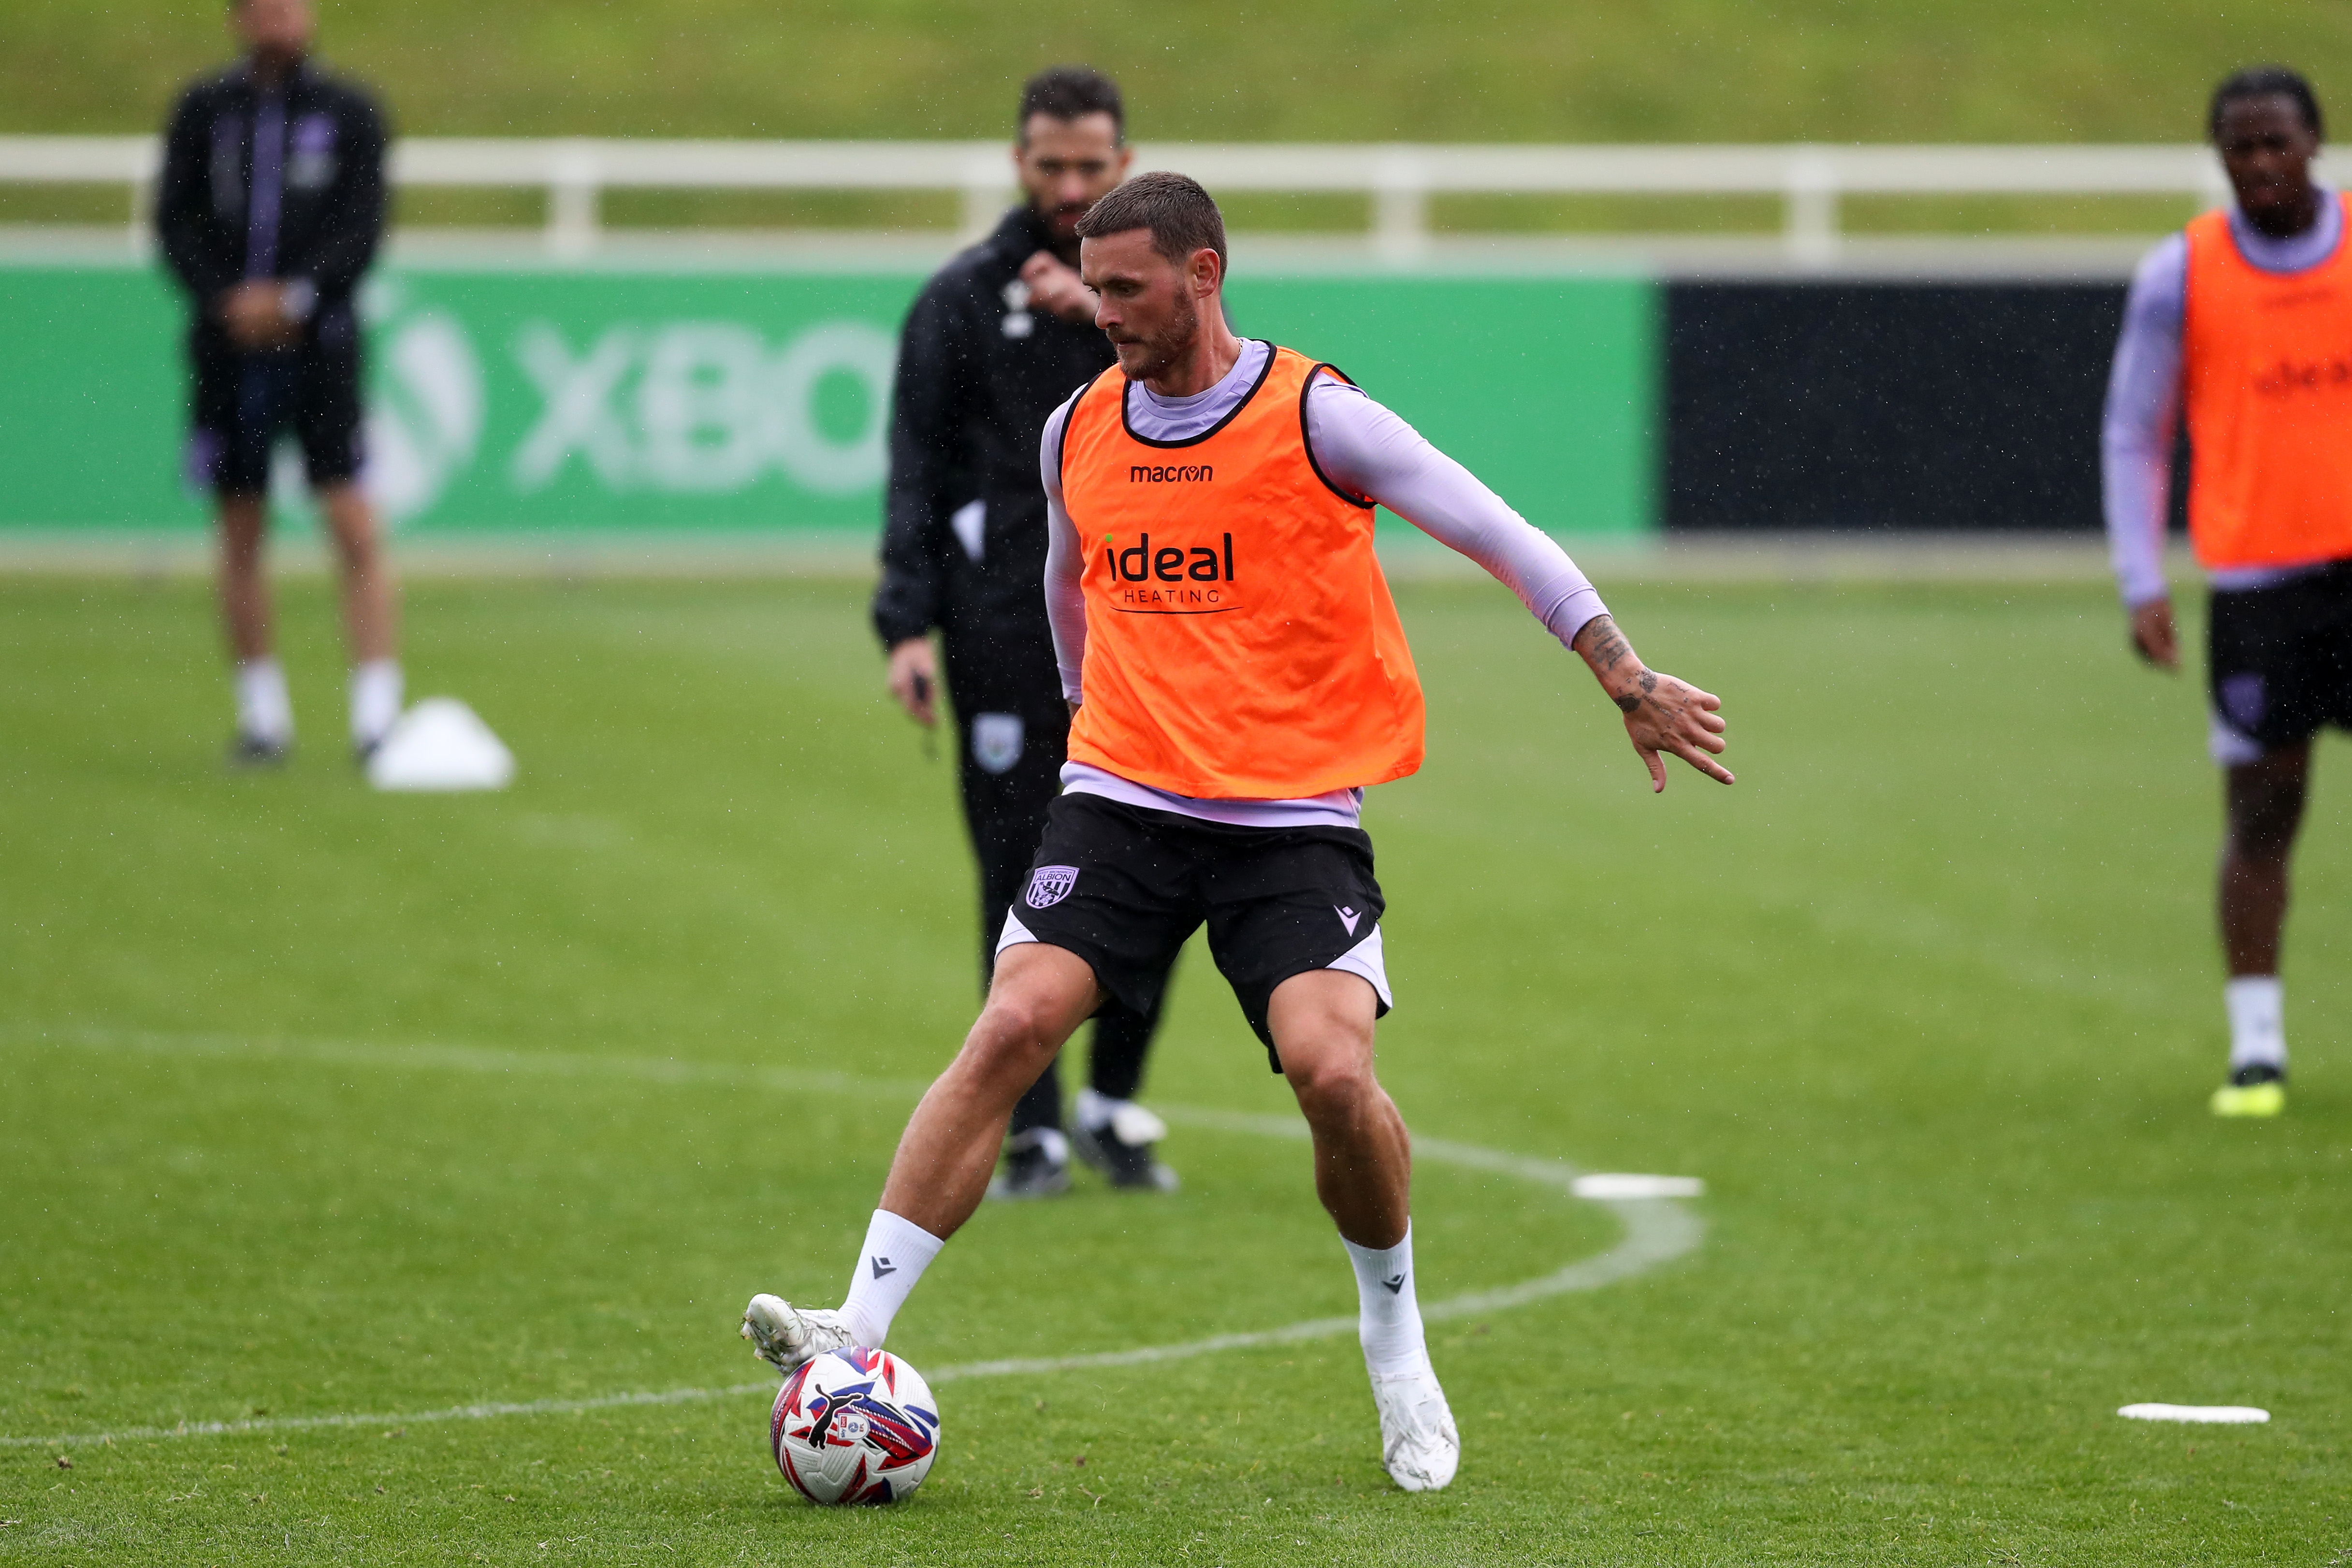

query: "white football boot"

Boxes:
[1369, 1351, 1460, 1492]
[740, 1293, 857, 1375]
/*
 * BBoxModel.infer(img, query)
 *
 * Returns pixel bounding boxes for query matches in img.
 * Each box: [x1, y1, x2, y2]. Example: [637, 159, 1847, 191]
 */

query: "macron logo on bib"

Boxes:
[1129, 464, 1213, 483]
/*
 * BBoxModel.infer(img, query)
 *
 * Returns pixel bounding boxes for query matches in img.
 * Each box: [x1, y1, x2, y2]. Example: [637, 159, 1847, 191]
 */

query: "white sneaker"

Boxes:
[1369, 1353, 1460, 1492]
[740, 1293, 856, 1374]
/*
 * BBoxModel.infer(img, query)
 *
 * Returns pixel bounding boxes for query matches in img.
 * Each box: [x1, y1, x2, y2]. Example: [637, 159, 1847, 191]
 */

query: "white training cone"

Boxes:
[366, 697, 515, 792]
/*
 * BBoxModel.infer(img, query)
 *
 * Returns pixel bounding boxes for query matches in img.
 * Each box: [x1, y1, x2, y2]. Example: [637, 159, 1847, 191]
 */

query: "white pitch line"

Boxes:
[0, 1024, 1705, 1450]
[2117, 1403, 2270, 1424]
[0, 1384, 781, 1450]
[9, 1023, 928, 1101]
[1571, 1174, 1706, 1201]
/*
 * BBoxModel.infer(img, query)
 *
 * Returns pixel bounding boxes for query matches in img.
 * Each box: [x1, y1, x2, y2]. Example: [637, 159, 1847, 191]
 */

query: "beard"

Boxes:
[1039, 200, 1093, 241]
[1113, 288, 1201, 383]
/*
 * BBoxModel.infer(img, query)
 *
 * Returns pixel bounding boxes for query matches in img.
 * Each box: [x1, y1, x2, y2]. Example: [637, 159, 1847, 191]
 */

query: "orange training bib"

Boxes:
[1058, 343, 1426, 798]
[2183, 195, 2352, 570]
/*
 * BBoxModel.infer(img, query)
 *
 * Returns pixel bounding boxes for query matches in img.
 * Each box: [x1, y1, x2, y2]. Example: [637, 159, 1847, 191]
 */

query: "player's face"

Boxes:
[232, 0, 316, 60]
[2216, 94, 2321, 235]
[1015, 114, 1132, 244]
[1081, 229, 1214, 382]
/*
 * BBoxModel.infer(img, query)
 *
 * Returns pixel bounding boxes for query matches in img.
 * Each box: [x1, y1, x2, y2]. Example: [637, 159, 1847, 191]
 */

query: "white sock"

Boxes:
[1343, 1225, 1428, 1378]
[234, 658, 293, 743]
[2226, 976, 2286, 1073]
[838, 1209, 945, 1348]
[1075, 1087, 1123, 1133]
[350, 659, 403, 748]
[1009, 1125, 1069, 1162]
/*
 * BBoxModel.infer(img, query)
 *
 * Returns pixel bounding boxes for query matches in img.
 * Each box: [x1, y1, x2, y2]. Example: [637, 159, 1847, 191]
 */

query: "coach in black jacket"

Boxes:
[871, 67, 1175, 1199]
[157, 0, 402, 765]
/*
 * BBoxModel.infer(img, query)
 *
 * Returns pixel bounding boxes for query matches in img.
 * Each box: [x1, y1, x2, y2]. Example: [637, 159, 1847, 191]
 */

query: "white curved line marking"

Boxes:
[0, 1026, 1704, 1449]
[1572, 1174, 1706, 1200]
[0, 1386, 778, 1449]
[2117, 1403, 2269, 1424]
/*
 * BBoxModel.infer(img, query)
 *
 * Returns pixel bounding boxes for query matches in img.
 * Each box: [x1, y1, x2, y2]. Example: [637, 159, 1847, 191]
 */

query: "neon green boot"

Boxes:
[2211, 1064, 2287, 1118]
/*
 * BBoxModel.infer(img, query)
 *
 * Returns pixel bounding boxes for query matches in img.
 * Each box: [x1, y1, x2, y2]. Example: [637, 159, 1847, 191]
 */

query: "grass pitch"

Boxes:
[7, 0, 2352, 147]
[2, 572, 2348, 1565]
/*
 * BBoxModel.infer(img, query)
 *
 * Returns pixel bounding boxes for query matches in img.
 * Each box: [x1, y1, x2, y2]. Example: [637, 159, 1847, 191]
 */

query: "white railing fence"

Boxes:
[0, 135, 2272, 263]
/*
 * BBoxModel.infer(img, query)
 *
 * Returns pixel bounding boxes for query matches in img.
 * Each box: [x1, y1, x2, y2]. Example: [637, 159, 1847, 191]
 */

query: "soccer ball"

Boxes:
[769, 1347, 941, 1505]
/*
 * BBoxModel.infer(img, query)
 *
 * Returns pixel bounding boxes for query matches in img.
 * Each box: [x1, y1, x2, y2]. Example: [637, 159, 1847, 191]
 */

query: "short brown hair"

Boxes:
[1074, 172, 1228, 273]
[1019, 66, 1124, 143]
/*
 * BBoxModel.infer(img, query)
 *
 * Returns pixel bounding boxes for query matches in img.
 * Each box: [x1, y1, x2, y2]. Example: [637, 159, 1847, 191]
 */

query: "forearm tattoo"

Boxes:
[1578, 614, 1634, 673]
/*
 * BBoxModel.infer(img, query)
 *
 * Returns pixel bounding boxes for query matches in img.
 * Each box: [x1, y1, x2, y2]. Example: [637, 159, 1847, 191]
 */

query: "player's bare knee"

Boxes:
[1284, 1050, 1380, 1125]
[2230, 824, 2298, 866]
[2228, 789, 2305, 862]
[2226, 751, 2310, 857]
[218, 498, 268, 558]
[332, 521, 384, 574]
[964, 992, 1063, 1077]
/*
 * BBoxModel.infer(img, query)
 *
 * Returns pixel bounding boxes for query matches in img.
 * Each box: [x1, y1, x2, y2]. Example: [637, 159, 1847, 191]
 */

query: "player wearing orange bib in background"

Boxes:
[2104, 66, 2349, 1117]
[742, 173, 1733, 1491]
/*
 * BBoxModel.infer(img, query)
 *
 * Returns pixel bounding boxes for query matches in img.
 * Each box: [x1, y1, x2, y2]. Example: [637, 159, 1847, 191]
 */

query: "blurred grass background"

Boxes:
[8, 1, 2338, 244]
[3, 0, 2343, 144]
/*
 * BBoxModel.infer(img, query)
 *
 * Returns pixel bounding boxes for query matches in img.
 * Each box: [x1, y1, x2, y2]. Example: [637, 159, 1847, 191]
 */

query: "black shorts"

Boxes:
[187, 342, 365, 495]
[2207, 562, 2352, 760]
[1002, 793, 1390, 1071]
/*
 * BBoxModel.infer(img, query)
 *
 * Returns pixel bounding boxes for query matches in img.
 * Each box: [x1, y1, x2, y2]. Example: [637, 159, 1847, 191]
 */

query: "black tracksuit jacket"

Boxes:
[870, 205, 1116, 714]
[870, 206, 1158, 1116]
[156, 58, 388, 362]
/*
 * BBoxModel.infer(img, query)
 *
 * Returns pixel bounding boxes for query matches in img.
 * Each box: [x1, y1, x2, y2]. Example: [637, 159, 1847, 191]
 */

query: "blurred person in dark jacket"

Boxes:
[158, 0, 400, 765]
[872, 66, 1177, 1199]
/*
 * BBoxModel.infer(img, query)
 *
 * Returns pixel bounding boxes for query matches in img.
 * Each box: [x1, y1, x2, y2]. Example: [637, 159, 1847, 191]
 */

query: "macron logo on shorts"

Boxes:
[1336, 904, 1362, 936]
[1027, 866, 1080, 909]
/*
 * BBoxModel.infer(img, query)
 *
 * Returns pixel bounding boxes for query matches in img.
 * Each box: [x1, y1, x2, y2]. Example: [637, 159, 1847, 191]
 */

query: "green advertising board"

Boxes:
[1227, 276, 1655, 539]
[0, 260, 1655, 538]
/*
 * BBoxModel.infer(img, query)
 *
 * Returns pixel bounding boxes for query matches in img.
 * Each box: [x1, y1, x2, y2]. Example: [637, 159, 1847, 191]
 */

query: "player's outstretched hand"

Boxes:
[1616, 670, 1732, 792]
[1571, 613, 1734, 793]
[2130, 597, 2180, 671]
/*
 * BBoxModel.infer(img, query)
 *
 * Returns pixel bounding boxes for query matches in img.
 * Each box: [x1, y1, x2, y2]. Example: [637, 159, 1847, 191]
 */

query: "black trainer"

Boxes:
[1072, 1107, 1179, 1192]
[227, 731, 291, 769]
[985, 1130, 1071, 1201]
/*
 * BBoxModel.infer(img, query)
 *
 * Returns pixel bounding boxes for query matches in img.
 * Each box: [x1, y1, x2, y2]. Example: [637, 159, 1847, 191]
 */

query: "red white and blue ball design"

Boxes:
[769, 1347, 941, 1505]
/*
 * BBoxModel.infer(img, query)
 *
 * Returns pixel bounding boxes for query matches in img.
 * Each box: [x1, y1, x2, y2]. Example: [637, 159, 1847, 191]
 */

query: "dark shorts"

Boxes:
[1001, 793, 1390, 1071]
[2207, 563, 2352, 761]
[187, 343, 365, 495]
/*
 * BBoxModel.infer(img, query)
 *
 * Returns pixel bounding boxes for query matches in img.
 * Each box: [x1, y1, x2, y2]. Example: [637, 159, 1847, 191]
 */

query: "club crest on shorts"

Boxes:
[2221, 672, 2267, 730]
[972, 712, 1024, 775]
[1026, 865, 1079, 909]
